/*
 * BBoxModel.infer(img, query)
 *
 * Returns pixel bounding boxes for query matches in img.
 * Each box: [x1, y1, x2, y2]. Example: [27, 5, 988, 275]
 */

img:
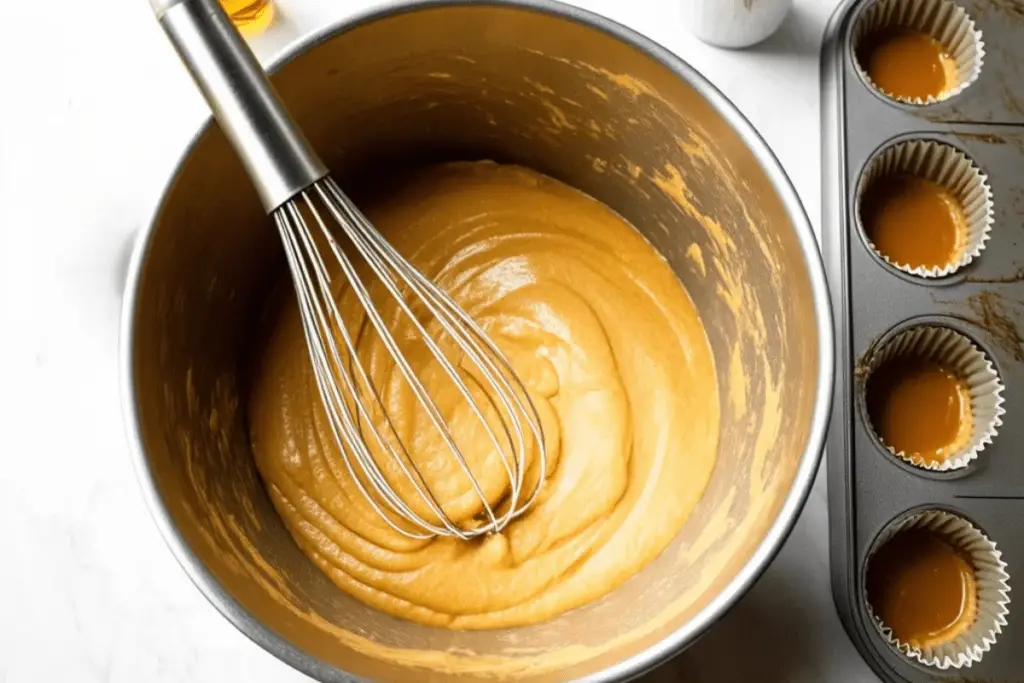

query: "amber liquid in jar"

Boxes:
[221, 0, 274, 33]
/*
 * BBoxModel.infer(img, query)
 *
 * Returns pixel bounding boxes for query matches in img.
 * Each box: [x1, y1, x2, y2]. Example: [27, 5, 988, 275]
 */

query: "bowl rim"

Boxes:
[120, 1, 835, 680]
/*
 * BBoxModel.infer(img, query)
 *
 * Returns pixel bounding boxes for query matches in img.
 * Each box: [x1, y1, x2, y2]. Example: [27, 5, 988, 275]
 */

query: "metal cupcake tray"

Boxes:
[822, 0, 1024, 680]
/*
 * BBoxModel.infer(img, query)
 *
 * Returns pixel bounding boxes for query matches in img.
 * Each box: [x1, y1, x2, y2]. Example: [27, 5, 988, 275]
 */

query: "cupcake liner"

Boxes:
[866, 509, 1010, 669]
[852, 0, 985, 105]
[862, 326, 1004, 471]
[857, 139, 993, 278]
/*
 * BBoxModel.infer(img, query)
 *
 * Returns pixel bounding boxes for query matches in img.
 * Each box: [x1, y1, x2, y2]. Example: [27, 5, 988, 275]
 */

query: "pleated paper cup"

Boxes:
[866, 509, 1010, 669]
[852, 0, 984, 105]
[857, 139, 992, 278]
[861, 326, 1004, 471]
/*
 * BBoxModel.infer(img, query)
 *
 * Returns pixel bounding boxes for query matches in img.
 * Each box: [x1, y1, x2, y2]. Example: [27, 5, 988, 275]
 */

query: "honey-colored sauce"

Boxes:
[867, 529, 977, 648]
[220, 0, 274, 33]
[862, 175, 966, 271]
[860, 30, 958, 101]
[866, 358, 972, 465]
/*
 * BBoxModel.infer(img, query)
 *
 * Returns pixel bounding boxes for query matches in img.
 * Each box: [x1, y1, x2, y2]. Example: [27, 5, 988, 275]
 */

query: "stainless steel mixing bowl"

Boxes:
[121, 1, 833, 680]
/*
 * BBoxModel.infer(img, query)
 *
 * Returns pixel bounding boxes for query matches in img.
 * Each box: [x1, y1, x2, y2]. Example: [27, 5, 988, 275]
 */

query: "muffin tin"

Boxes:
[822, 0, 1024, 679]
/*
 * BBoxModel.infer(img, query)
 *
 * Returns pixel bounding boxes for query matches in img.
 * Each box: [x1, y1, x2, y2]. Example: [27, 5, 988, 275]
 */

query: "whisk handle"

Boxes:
[151, 0, 328, 212]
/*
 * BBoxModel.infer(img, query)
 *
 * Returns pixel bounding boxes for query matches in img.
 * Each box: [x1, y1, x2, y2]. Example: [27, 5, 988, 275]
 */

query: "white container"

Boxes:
[681, 0, 794, 48]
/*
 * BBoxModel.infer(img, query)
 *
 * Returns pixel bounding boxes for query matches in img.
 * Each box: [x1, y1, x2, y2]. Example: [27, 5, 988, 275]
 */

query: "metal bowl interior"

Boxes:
[122, 1, 833, 680]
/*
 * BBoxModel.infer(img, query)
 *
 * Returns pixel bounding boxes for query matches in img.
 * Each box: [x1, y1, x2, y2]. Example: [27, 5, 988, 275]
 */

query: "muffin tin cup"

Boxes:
[866, 509, 1010, 669]
[861, 326, 1004, 471]
[856, 139, 993, 278]
[852, 0, 985, 106]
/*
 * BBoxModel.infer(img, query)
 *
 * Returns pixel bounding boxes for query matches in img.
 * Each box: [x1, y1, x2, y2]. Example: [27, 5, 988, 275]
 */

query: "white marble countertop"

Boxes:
[0, 0, 877, 680]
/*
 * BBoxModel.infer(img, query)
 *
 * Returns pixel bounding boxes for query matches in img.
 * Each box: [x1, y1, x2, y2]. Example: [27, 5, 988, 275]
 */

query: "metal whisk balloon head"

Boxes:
[274, 177, 548, 540]
[149, 0, 546, 541]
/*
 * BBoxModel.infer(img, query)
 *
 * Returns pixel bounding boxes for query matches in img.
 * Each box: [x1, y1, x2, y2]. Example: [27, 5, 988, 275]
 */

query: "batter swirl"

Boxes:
[249, 162, 719, 629]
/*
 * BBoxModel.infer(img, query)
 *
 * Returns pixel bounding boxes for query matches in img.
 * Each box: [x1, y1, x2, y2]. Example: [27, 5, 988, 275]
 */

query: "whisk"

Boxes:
[151, 0, 547, 540]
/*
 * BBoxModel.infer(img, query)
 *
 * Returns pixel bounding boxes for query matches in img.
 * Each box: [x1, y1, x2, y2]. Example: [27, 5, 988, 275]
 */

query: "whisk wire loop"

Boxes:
[276, 209, 445, 539]
[152, 0, 547, 541]
[273, 179, 547, 539]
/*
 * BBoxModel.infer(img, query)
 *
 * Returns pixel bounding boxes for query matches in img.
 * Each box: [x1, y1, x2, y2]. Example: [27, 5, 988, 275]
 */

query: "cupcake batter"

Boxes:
[866, 358, 972, 465]
[859, 30, 958, 101]
[861, 175, 966, 271]
[867, 529, 978, 649]
[248, 162, 720, 629]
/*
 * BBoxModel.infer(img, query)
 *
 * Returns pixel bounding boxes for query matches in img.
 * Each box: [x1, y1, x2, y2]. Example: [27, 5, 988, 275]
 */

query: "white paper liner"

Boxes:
[857, 139, 993, 278]
[852, 0, 985, 105]
[862, 326, 1004, 471]
[866, 509, 1010, 669]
